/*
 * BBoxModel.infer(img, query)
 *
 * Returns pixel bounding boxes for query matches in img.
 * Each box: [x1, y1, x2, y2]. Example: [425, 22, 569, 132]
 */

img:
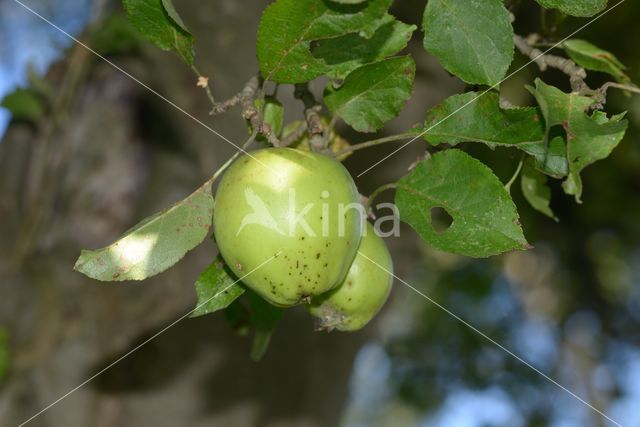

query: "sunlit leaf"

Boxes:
[192, 256, 245, 318]
[123, 0, 194, 64]
[528, 79, 628, 202]
[74, 179, 214, 281]
[422, 0, 514, 85]
[396, 149, 529, 257]
[324, 56, 415, 132]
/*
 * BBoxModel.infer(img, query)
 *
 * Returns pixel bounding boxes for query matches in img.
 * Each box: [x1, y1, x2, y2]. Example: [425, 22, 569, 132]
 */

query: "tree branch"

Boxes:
[208, 75, 280, 146]
[514, 34, 588, 92]
[294, 84, 324, 151]
[239, 75, 280, 146]
[209, 93, 241, 115]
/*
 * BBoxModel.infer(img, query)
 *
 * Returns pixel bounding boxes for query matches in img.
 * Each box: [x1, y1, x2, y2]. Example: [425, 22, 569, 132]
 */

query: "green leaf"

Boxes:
[263, 98, 284, 138]
[257, 0, 392, 83]
[324, 56, 415, 132]
[192, 256, 245, 318]
[534, 0, 607, 17]
[518, 135, 568, 178]
[245, 290, 284, 362]
[422, 92, 544, 147]
[331, 0, 368, 3]
[521, 157, 557, 221]
[422, 0, 514, 85]
[74, 179, 214, 281]
[0, 328, 9, 384]
[255, 97, 284, 143]
[123, 0, 194, 65]
[312, 18, 416, 79]
[160, 0, 189, 32]
[1, 88, 45, 122]
[421, 92, 568, 177]
[564, 39, 630, 83]
[395, 149, 529, 257]
[528, 79, 628, 202]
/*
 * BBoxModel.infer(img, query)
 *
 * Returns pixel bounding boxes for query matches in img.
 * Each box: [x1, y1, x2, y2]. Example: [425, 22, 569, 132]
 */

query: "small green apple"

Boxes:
[214, 148, 362, 307]
[309, 222, 393, 331]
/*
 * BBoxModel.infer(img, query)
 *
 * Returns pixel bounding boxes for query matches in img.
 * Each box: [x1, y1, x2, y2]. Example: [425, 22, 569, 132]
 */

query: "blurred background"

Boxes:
[0, 0, 639, 426]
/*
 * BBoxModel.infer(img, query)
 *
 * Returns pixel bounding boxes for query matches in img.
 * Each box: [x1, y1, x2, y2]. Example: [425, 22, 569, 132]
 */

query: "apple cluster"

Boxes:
[213, 148, 393, 331]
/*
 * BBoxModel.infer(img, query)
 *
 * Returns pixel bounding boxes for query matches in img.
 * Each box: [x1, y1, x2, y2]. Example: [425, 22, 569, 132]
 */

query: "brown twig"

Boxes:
[209, 93, 241, 115]
[209, 75, 280, 145]
[294, 84, 324, 151]
[208, 75, 257, 116]
[514, 34, 588, 92]
[239, 75, 280, 146]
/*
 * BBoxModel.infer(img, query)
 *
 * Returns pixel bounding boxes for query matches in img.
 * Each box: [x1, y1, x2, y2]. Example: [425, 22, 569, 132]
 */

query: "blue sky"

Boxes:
[0, 0, 92, 136]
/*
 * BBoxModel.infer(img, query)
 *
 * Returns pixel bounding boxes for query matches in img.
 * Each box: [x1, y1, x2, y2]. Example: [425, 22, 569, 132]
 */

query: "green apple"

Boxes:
[309, 222, 393, 331]
[213, 148, 362, 306]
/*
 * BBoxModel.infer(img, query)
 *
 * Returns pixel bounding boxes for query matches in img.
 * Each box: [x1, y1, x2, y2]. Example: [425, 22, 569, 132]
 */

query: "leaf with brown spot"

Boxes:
[528, 79, 628, 203]
[74, 179, 214, 281]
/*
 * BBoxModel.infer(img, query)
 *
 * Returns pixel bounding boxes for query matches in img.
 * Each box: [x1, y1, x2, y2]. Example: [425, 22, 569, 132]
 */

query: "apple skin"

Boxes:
[309, 222, 393, 331]
[213, 148, 362, 307]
